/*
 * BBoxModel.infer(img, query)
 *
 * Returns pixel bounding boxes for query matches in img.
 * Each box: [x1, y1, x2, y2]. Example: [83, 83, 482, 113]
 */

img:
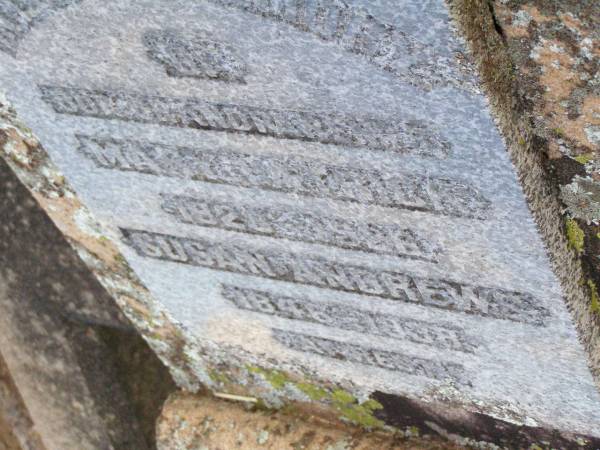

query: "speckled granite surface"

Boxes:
[0, 0, 599, 447]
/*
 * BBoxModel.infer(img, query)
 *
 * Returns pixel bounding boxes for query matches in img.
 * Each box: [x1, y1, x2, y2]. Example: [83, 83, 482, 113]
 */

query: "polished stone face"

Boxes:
[1, 0, 599, 437]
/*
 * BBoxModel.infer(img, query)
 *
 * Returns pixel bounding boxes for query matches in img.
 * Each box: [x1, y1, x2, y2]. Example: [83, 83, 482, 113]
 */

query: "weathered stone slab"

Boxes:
[0, 0, 599, 446]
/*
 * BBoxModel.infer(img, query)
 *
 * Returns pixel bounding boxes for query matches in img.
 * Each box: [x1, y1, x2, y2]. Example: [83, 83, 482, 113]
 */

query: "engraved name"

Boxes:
[208, 0, 471, 91]
[40, 85, 451, 158]
[222, 285, 477, 353]
[77, 136, 488, 219]
[143, 29, 248, 82]
[273, 329, 467, 383]
[0, 0, 82, 56]
[161, 193, 441, 261]
[122, 228, 551, 326]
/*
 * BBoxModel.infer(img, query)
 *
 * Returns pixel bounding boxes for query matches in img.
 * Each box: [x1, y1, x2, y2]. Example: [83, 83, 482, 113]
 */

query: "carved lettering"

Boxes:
[40, 85, 451, 158]
[121, 228, 551, 326]
[76, 135, 488, 219]
[142, 29, 248, 82]
[222, 285, 478, 353]
[272, 329, 467, 383]
[160, 193, 441, 261]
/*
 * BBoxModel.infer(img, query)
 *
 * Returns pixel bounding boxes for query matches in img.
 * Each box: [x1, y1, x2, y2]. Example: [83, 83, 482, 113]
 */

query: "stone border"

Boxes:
[447, 0, 600, 389]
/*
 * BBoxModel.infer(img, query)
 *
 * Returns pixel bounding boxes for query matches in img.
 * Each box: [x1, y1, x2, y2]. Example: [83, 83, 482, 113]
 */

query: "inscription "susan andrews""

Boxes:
[122, 228, 550, 326]
[222, 285, 477, 353]
[40, 85, 451, 158]
[273, 329, 467, 383]
[161, 193, 441, 261]
[77, 136, 489, 219]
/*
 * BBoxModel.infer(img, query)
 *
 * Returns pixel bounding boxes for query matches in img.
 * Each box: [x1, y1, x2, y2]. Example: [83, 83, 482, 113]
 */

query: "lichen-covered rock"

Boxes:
[156, 393, 460, 450]
[490, 0, 600, 326]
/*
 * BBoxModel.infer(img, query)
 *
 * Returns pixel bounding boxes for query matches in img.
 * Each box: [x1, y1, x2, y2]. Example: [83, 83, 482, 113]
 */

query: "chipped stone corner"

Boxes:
[447, 0, 600, 390]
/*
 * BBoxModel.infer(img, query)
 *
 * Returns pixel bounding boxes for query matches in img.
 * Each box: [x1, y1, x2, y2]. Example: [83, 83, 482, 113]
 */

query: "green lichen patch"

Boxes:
[330, 390, 384, 429]
[407, 426, 420, 438]
[574, 154, 594, 165]
[330, 389, 356, 405]
[246, 365, 289, 389]
[566, 218, 585, 254]
[588, 280, 600, 314]
[208, 369, 231, 385]
[244, 365, 385, 429]
[332, 397, 384, 429]
[296, 382, 328, 401]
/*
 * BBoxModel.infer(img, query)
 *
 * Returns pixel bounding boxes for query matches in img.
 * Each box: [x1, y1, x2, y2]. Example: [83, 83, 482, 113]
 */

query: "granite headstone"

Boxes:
[1, 0, 599, 444]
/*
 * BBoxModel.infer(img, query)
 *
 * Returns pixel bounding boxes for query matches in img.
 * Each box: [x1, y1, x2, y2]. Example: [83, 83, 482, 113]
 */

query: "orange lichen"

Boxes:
[535, 39, 577, 101]
[32, 193, 123, 267]
[521, 5, 553, 24]
[558, 12, 585, 35]
[562, 96, 600, 149]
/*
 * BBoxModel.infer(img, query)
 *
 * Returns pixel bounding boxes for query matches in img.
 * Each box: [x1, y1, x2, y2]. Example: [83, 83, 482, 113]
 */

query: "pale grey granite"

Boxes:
[0, 0, 599, 440]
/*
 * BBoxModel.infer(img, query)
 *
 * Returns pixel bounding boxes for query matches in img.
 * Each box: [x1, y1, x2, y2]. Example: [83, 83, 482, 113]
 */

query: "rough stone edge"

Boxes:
[447, 0, 600, 388]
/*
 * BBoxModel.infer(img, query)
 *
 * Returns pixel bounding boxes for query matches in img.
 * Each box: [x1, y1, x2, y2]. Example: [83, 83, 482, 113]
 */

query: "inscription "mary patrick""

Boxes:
[223, 285, 477, 353]
[161, 194, 441, 261]
[122, 228, 550, 326]
[40, 85, 451, 158]
[273, 329, 467, 383]
[77, 136, 488, 219]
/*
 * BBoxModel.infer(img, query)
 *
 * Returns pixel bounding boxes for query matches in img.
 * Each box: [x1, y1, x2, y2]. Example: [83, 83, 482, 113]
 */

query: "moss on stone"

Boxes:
[566, 218, 585, 254]
[246, 365, 290, 389]
[245, 365, 385, 429]
[296, 382, 328, 401]
[588, 280, 600, 313]
[330, 389, 356, 405]
[208, 369, 230, 385]
[574, 154, 594, 165]
[330, 390, 383, 429]
[335, 402, 384, 429]
[408, 426, 420, 437]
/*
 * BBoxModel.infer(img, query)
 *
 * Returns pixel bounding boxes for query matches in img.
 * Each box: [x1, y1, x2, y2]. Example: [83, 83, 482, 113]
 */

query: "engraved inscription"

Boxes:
[208, 0, 472, 91]
[143, 29, 248, 82]
[0, 0, 82, 56]
[161, 193, 441, 261]
[222, 285, 477, 353]
[122, 228, 551, 326]
[41, 85, 451, 158]
[273, 329, 467, 383]
[77, 136, 488, 219]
